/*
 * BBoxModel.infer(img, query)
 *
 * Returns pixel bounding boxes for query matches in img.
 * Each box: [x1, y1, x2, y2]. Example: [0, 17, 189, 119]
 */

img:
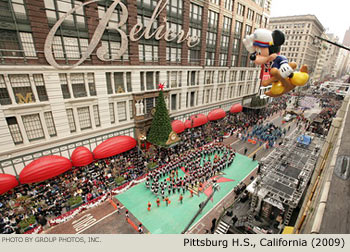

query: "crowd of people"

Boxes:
[0, 148, 145, 234]
[0, 95, 313, 234]
[145, 143, 235, 201]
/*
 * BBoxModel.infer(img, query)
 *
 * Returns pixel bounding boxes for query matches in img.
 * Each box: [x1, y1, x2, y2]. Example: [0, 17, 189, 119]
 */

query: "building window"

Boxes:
[126, 72, 132, 92]
[109, 103, 115, 124]
[139, 43, 158, 62]
[224, 0, 233, 11]
[167, 71, 182, 88]
[114, 72, 125, 93]
[167, 0, 183, 18]
[0, 30, 36, 58]
[240, 55, 248, 67]
[77, 107, 91, 130]
[256, 14, 262, 25]
[188, 28, 201, 64]
[70, 73, 87, 98]
[218, 71, 227, 83]
[7, 0, 27, 20]
[145, 97, 155, 114]
[98, 1, 129, 62]
[206, 89, 210, 103]
[204, 71, 215, 84]
[237, 3, 245, 17]
[0, 75, 11, 105]
[44, 0, 85, 26]
[248, 71, 254, 80]
[140, 72, 145, 91]
[235, 21, 243, 38]
[143, 72, 159, 91]
[166, 45, 181, 63]
[229, 71, 237, 82]
[59, 73, 71, 99]
[190, 91, 195, 107]
[210, 0, 220, 5]
[93, 104, 100, 127]
[239, 71, 246, 81]
[33, 74, 48, 101]
[106, 72, 113, 94]
[187, 71, 197, 86]
[166, 22, 182, 63]
[219, 53, 228, 66]
[231, 54, 238, 67]
[171, 94, 177, 111]
[87, 73, 96, 96]
[206, 32, 217, 48]
[247, 9, 254, 21]
[117, 101, 127, 122]
[44, 111, 57, 137]
[6, 117, 23, 144]
[205, 51, 215, 66]
[52, 36, 88, 60]
[190, 3, 202, 23]
[223, 16, 232, 34]
[66, 108, 76, 132]
[208, 10, 219, 29]
[245, 25, 252, 36]
[9, 74, 35, 104]
[22, 114, 45, 141]
[129, 100, 133, 119]
[221, 35, 229, 49]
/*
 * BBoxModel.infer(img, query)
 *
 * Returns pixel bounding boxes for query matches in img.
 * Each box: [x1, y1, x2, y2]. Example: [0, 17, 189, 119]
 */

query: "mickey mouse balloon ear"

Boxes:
[272, 30, 285, 46]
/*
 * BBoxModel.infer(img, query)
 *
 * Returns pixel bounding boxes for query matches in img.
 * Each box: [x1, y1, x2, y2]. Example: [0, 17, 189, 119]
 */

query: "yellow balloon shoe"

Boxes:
[290, 65, 309, 86]
[269, 81, 285, 96]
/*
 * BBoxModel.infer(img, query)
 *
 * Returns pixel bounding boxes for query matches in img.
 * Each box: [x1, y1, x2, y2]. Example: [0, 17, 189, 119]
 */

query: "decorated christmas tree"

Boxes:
[147, 84, 172, 146]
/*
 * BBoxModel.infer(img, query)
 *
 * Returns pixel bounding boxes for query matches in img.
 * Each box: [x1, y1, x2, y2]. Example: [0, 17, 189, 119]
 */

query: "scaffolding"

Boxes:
[249, 130, 324, 225]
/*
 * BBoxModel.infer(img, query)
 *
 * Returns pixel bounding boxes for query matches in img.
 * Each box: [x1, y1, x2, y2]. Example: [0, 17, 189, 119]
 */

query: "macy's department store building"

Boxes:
[0, 0, 269, 175]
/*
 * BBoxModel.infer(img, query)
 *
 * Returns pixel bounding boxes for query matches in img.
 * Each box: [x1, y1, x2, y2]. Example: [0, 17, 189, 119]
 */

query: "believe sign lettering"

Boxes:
[44, 0, 200, 69]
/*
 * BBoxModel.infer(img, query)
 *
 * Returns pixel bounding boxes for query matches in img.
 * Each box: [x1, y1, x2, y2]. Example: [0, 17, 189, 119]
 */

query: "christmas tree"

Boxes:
[147, 84, 172, 146]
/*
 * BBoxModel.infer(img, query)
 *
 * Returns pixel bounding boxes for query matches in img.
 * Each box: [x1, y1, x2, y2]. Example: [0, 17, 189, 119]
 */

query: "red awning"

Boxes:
[19, 155, 72, 184]
[171, 120, 185, 134]
[71, 146, 94, 167]
[185, 114, 208, 128]
[93, 136, 137, 159]
[207, 108, 226, 121]
[0, 174, 18, 195]
[184, 119, 192, 129]
[230, 103, 243, 113]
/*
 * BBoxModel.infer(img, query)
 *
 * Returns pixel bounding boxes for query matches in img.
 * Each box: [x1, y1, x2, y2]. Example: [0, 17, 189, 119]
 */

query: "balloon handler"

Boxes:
[243, 28, 309, 97]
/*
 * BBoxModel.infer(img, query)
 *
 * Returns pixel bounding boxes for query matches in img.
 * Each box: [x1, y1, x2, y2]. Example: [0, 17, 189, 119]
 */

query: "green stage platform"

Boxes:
[116, 153, 257, 234]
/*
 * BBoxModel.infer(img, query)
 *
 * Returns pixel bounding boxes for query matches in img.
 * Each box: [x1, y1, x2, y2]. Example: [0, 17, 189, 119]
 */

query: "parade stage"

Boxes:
[116, 153, 258, 234]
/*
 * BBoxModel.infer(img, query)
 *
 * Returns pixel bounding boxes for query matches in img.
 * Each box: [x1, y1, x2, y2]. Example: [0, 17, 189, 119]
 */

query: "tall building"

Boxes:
[322, 34, 340, 79]
[335, 28, 350, 78]
[268, 15, 325, 83]
[0, 0, 270, 175]
[314, 33, 340, 81]
[342, 27, 350, 47]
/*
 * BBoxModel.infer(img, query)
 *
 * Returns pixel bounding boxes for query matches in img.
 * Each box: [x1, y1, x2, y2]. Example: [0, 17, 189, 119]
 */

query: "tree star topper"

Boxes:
[158, 83, 165, 90]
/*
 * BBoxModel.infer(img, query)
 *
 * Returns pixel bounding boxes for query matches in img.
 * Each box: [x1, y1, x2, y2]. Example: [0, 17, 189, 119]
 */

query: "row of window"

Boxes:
[6, 112, 56, 145]
[59, 72, 96, 99]
[0, 74, 48, 105]
[108, 100, 133, 125]
[0, 0, 267, 67]
[66, 105, 101, 133]
[0, 69, 257, 106]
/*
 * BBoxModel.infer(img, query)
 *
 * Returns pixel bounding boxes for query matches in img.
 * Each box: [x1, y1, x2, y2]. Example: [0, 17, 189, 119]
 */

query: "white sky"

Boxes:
[270, 0, 350, 42]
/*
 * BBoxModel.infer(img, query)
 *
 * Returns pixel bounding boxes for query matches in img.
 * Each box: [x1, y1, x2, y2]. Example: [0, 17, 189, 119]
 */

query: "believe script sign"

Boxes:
[44, 0, 201, 69]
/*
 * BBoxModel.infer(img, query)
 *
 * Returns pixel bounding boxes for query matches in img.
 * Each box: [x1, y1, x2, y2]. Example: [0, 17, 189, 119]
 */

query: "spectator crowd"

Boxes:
[1, 95, 334, 234]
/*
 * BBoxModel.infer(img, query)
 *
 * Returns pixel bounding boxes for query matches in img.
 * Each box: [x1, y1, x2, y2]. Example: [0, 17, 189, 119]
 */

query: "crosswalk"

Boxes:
[214, 220, 230, 234]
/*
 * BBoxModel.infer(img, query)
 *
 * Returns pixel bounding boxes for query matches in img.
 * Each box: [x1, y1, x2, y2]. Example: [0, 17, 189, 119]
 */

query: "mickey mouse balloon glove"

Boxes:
[279, 63, 294, 79]
[243, 34, 255, 54]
